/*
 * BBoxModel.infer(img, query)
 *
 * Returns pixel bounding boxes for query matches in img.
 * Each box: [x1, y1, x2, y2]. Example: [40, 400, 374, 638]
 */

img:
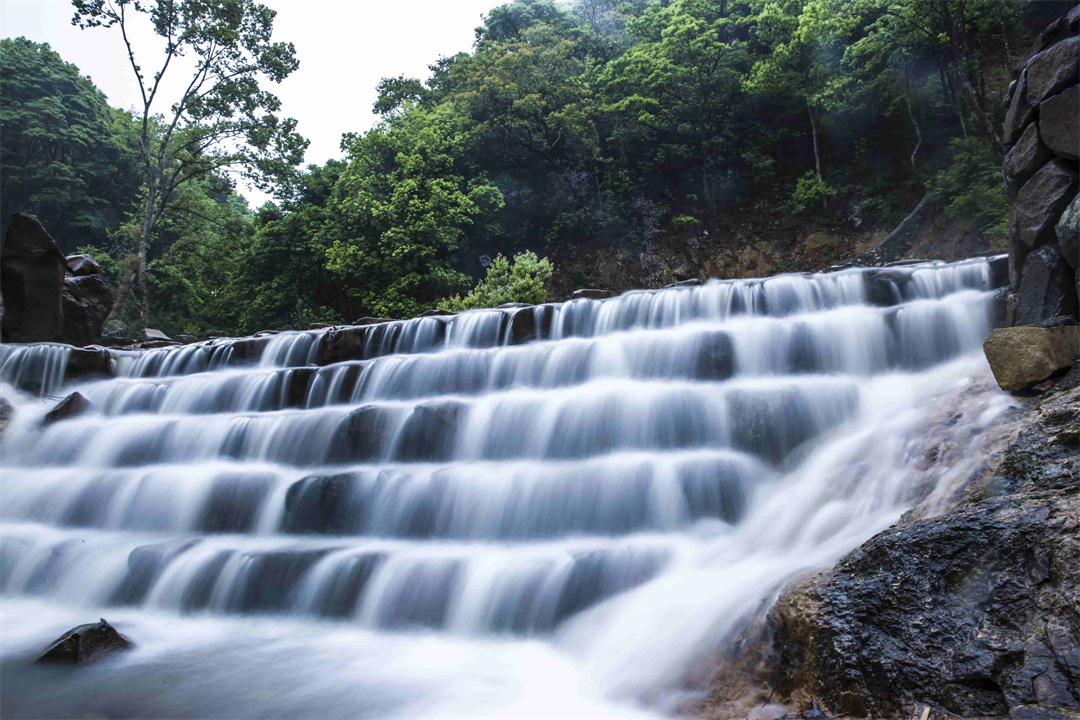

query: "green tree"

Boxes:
[600, 0, 751, 210]
[71, 0, 308, 336]
[324, 105, 503, 319]
[444, 251, 554, 310]
[0, 37, 141, 251]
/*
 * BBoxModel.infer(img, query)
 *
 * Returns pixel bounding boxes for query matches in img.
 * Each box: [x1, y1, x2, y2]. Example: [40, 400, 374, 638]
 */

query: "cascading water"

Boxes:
[0, 258, 1017, 719]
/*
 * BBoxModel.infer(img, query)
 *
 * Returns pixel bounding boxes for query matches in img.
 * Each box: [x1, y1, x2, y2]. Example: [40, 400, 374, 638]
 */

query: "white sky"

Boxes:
[0, 0, 501, 206]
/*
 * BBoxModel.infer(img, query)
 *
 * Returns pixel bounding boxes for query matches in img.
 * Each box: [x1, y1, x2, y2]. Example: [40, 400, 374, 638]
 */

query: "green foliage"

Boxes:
[0, 37, 142, 252]
[324, 105, 502, 319]
[444, 251, 554, 311]
[928, 137, 1008, 241]
[791, 171, 839, 211]
[671, 214, 701, 229]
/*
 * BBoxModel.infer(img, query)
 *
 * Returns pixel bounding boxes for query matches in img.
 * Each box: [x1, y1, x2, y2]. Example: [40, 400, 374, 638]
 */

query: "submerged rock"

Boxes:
[43, 392, 93, 426]
[36, 618, 133, 665]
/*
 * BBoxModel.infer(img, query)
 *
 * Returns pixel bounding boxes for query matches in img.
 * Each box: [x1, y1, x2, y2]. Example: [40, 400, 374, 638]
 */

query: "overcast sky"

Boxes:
[0, 0, 501, 205]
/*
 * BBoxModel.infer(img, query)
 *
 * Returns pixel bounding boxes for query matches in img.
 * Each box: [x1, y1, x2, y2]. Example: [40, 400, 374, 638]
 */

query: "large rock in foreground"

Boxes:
[983, 325, 1076, 391]
[36, 618, 134, 665]
[1, 214, 68, 343]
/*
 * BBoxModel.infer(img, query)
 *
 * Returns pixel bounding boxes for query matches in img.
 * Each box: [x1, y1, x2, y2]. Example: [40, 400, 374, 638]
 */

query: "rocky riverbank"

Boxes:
[697, 363, 1079, 720]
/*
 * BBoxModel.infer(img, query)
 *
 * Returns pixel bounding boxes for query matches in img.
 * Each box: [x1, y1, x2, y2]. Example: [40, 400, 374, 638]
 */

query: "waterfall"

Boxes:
[0, 258, 1017, 719]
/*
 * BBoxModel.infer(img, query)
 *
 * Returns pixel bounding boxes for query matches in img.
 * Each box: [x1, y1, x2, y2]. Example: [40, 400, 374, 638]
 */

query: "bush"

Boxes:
[444, 251, 554, 311]
[791, 172, 839, 212]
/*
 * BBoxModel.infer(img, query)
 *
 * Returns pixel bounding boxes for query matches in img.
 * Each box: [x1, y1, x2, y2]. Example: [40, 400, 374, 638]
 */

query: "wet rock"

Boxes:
[417, 309, 455, 318]
[174, 334, 197, 344]
[1039, 85, 1080, 160]
[65, 254, 103, 277]
[1014, 160, 1078, 250]
[36, 618, 133, 665]
[983, 326, 1074, 391]
[351, 317, 394, 326]
[1016, 245, 1079, 325]
[395, 400, 465, 462]
[327, 405, 391, 463]
[43, 392, 92, 426]
[864, 268, 909, 306]
[1056, 195, 1080, 271]
[59, 274, 112, 347]
[0, 395, 13, 439]
[1024, 36, 1079, 102]
[570, 288, 613, 300]
[1, 214, 67, 343]
[143, 328, 172, 342]
[65, 346, 112, 383]
[1003, 71, 1034, 145]
[205, 329, 227, 340]
[495, 302, 531, 309]
[509, 304, 554, 345]
[1003, 123, 1052, 191]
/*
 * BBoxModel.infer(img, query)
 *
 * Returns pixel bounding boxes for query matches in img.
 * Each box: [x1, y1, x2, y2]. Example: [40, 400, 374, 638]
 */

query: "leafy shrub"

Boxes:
[444, 251, 554, 311]
[672, 214, 701, 229]
[791, 171, 838, 212]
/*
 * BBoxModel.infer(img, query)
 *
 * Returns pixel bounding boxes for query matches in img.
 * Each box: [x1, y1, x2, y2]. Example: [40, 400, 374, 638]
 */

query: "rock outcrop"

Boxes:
[1, 214, 68, 343]
[700, 368, 1080, 720]
[1004, 14, 1080, 326]
[0, 214, 113, 346]
[36, 618, 134, 665]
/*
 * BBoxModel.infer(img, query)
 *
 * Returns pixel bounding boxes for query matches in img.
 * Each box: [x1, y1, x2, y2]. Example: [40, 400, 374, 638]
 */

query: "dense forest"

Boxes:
[1, 0, 1070, 337]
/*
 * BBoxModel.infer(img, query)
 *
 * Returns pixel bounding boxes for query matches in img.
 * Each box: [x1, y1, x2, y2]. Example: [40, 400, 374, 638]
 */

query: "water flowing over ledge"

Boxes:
[0, 257, 1017, 719]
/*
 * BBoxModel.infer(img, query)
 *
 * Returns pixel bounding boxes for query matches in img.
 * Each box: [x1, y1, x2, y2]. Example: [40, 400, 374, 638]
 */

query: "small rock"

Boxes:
[65, 254, 103, 277]
[174, 334, 197, 344]
[983, 326, 1074, 391]
[351, 317, 394, 326]
[0, 396, 13, 439]
[143, 328, 171, 342]
[43, 392, 93, 426]
[205, 329, 228, 340]
[571, 288, 613, 300]
[417, 309, 455, 318]
[1038, 85, 1079, 160]
[36, 618, 133, 665]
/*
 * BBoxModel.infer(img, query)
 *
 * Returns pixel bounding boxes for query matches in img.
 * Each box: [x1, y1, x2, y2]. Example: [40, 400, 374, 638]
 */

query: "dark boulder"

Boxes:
[65, 347, 112, 383]
[1038, 85, 1080, 160]
[43, 392, 92, 426]
[1003, 122, 1052, 191]
[65, 254, 103, 277]
[1003, 70, 1034, 145]
[59, 274, 112, 347]
[174, 334, 197, 344]
[1056, 195, 1079, 271]
[1024, 35, 1079, 102]
[36, 618, 133, 665]
[1017, 245, 1079, 325]
[1014, 160, 1078, 250]
[205, 329, 227, 340]
[394, 400, 465, 462]
[1, 214, 67, 343]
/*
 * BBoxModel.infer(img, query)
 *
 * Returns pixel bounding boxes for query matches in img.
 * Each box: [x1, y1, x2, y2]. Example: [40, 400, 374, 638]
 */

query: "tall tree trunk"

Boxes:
[133, 177, 159, 338]
[105, 268, 136, 324]
[807, 100, 823, 183]
[904, 72, 923, 176]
